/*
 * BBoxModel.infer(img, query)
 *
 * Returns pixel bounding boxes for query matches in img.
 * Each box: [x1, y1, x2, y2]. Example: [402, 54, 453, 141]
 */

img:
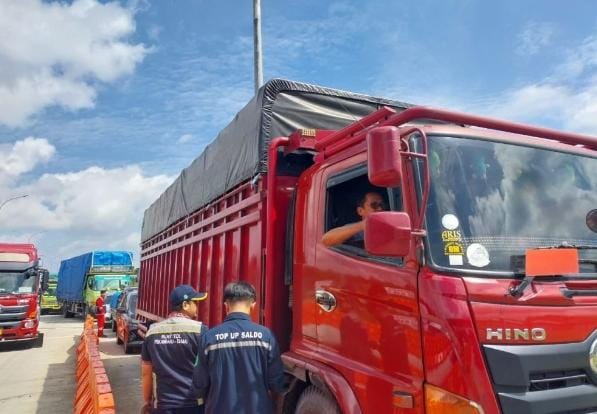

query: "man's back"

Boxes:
[196, 312, 284, 414]
[142, 316, 206, 409]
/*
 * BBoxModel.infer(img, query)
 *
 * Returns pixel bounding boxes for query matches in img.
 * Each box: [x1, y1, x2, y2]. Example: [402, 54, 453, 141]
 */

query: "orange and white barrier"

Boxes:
[74, 316, 115, 414]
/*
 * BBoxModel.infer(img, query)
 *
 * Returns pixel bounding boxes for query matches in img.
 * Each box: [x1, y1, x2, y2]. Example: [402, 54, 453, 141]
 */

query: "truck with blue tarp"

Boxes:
[56, 251, 137, 318]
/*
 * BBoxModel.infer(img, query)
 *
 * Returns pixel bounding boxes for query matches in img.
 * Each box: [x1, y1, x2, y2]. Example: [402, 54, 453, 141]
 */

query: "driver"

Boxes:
[321, 191, 385, 247]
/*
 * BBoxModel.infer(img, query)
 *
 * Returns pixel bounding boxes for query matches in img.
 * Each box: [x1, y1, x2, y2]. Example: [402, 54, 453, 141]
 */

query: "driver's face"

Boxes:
[358, 193, 385, 218]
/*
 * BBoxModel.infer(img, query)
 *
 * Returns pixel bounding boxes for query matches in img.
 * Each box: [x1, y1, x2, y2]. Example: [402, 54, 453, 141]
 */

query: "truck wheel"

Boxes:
[63, 304, 74, 318]
[295, 386, 341, 414]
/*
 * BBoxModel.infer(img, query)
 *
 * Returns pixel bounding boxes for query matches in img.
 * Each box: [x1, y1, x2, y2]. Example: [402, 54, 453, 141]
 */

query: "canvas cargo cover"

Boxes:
[142, 78, 412, 242]
[56, 251, 133, 301]
[56, 252, 92, 302]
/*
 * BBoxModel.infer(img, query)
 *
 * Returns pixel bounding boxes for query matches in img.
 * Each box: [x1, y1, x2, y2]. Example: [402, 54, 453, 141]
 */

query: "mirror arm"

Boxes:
[400, 127, 430, 232]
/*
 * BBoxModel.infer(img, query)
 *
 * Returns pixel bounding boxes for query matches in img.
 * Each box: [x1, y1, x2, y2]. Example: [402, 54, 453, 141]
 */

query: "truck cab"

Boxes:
[284, 108, 597, 413]
[0, 243, 49, 344]
[40, 277, 61, 314]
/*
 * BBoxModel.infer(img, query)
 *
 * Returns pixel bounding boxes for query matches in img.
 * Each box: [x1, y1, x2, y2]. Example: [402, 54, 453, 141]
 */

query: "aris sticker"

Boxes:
[441, 230, 462, 242]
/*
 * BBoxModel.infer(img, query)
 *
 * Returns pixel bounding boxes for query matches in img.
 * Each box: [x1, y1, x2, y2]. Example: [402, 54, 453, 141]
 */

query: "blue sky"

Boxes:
[0, 0, 596, 270]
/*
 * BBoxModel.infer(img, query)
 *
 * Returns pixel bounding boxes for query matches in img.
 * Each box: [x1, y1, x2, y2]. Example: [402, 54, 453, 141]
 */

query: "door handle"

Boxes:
[315, 290, 337, 312]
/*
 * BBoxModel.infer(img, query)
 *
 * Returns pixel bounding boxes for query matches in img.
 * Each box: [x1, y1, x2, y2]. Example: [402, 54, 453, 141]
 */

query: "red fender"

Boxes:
[283, 352, 362, 414]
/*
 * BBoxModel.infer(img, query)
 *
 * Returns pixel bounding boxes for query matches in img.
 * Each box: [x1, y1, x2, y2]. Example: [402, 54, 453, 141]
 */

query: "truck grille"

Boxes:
[529, 370, 590, 391]
[483, 330, 597, 414]
[0, 305, 27, 322]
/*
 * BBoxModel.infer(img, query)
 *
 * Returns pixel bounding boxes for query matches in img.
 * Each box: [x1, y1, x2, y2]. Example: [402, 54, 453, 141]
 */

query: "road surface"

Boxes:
[0, 315, 142, 413]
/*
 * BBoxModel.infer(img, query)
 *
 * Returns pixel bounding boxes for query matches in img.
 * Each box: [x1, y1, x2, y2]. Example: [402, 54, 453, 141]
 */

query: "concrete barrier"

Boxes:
[74, 316, 116, 414]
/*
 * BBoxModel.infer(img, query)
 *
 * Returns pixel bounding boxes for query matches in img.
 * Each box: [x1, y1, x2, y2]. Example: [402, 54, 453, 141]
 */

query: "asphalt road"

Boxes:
[0, 314, 142, 414]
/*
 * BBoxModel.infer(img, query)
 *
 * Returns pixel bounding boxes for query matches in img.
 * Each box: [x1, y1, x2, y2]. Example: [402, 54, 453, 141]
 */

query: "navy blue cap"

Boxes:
[170, 284, 208, 306]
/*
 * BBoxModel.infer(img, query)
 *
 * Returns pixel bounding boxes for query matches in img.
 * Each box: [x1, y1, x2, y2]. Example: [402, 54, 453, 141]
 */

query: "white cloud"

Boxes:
[516, 21, 556, 56]
[0, 137, 174, 270]
[481, 36, 597, 134]
[0, 137, 55, 178]
[0, 0, 149, 127]
[178, 134, 193, 144]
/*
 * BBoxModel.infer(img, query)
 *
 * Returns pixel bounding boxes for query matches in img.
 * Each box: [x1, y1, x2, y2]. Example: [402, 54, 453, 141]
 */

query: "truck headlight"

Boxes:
[23, 320, 36, 329]
[590, 339, 597, 375]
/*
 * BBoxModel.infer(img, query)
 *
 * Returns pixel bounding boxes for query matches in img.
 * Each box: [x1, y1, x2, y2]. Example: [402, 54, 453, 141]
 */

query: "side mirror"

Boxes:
[364, 212, 412, 257]
[587, 209, 597, 233]
[40, 269, 50, 292]
[367, 126, 403, 188]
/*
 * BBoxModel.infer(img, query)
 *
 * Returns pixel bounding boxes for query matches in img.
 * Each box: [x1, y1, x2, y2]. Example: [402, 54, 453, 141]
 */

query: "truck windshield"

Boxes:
[0, 271, 37, 294]
[93, 277, 129, 290]
[421, 135, 597, 274]
[44, 285, 57, 296]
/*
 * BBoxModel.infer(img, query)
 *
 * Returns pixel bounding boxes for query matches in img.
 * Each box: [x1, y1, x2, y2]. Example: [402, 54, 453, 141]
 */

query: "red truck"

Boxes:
[138, 79, 597, 413]
[0, 243, 49, 346]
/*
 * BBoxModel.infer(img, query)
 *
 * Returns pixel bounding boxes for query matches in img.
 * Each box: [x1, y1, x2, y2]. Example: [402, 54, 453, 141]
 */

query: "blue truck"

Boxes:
[56, 251, 137, 318]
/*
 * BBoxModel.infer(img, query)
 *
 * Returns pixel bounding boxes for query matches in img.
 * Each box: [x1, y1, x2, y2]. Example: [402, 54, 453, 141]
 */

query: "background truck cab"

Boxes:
[40, 273, 61, 314]
[137, 79, 597, 414]
[0, 243, 49, 345]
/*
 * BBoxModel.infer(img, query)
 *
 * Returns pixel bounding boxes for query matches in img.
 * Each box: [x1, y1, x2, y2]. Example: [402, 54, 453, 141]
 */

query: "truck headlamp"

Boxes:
[23, 320, 36, 329]
[590, 339, 597, 375]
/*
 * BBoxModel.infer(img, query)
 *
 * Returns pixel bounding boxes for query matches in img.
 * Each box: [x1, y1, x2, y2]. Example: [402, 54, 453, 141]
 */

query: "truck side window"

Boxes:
[324, 168, 396, 254]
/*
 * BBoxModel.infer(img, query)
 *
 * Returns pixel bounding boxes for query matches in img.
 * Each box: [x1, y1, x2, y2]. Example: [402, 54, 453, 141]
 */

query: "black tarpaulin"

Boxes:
[141, 79, 411, 242]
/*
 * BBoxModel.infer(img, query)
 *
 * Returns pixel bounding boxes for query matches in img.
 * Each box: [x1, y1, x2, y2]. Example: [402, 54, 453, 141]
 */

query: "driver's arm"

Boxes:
[321, 221, 364, 247]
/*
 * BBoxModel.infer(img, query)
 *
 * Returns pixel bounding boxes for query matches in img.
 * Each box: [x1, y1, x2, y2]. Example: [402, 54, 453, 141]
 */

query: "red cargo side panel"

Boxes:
[138, 181, 265, 329]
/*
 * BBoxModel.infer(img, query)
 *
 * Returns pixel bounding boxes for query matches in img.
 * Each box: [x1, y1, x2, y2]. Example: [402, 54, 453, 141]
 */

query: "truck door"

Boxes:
[309, 155, 424, 413]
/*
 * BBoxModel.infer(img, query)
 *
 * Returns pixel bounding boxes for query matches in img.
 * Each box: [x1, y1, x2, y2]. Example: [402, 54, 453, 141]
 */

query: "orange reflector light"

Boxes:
[525, 248, 579, 277]
[425, 384, 484, 414]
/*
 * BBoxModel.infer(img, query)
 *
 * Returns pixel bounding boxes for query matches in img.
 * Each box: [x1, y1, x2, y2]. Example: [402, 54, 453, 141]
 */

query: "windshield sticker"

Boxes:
[449, 255, 464, 266]
[441, 214, 459, 230]
[467, 243, 490, 268]
[444, 242, 464, 256]
[18, 286, 32, 293]
[441, 230, 462, 242]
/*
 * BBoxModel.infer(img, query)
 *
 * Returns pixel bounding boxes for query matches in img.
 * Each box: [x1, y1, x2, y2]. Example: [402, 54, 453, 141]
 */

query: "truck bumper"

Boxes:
[41, 304, 62, 312]
[0, 325, 39, 342]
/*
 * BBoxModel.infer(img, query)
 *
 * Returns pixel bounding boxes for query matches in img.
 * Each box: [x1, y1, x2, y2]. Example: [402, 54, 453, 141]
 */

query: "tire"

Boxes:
[295, 386, 340, 414]
[63, 304, 74, 318]
[112, 320, 117, 332]
[124, 332, 133, 354]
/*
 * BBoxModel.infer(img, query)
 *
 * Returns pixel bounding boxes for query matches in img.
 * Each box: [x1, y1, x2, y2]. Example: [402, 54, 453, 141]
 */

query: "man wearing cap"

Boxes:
[141, 284, 208, 414]
[193, 281, 284, 414]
